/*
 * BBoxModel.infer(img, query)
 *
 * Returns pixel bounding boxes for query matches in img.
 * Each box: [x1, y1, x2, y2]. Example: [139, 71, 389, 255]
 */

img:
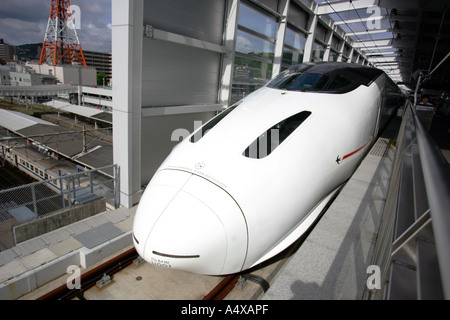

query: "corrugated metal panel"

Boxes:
[143, 0, 225, 45]
[141, 39, 221, 107]
[0, 109, 56, 132]
[141, 0, 225, 107]
[44, 100, 107, 118]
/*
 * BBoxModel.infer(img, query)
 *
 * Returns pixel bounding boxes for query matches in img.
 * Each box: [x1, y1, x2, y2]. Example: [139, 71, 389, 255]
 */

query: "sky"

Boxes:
[0, 0, 112, 53]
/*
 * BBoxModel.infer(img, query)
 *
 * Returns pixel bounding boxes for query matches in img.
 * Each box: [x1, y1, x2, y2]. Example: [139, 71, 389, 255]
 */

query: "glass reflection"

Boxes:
[312, 42, 326, 62]
[236, 29, 275, 58]
[238, 4, 277, 39]
[285, 28, 306, 50]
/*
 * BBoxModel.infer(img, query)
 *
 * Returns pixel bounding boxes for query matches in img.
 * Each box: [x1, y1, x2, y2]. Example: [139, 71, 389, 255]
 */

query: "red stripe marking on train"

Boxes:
[342, 138, 372, 160]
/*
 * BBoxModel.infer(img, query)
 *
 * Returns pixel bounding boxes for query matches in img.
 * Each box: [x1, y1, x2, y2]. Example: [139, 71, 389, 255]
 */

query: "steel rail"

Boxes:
[202, 275, 241, 300]
[37, 247, 139, 300]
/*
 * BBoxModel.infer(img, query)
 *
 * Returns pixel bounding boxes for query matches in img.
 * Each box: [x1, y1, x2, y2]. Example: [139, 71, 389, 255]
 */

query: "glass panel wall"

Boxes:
[312, 41, 326, 62]
[282, 27, 307, 69]
[228, 0, 364, 104]
[329, 50, 339, 61]
[237, 3, 277, 39]
[330, 35, 341, 62]
[232, 2, 277, 103]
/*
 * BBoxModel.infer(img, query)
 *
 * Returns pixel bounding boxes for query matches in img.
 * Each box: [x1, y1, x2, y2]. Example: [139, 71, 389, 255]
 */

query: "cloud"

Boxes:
[65, 0, 112, 53]
[78, 22, 112, 53]
[0, 0, 48, 45]
[0, 0, 111, 53]
[236, 34, 254, 54]
[0, 0, 47, 23]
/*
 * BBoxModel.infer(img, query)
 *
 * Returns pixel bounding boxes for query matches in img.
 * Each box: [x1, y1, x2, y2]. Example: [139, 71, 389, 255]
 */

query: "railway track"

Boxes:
[32, 217, 314, 301]
[35, 247, 242, 300]
[35, 247, 273, 301]
[0, 161, 37, 190]
[32, 204, 317, 301]
[37, 247, 139, 300]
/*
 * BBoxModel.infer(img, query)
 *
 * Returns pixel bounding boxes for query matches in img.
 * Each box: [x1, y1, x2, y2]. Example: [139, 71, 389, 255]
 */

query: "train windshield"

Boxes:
[268, 72, 330, 92]
[266, 64, 364, 93]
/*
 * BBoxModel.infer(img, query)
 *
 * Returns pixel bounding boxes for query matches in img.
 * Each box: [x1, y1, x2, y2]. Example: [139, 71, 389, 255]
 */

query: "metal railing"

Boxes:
[0, 164, 120, 251]
[367, 101, 450, 300]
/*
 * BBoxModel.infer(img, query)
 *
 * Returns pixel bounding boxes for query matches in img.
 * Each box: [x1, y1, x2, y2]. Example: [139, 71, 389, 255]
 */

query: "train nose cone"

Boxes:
[145, 190, 227, 274]
[133, 170, 247, 275]
[133, 170, 192, 259]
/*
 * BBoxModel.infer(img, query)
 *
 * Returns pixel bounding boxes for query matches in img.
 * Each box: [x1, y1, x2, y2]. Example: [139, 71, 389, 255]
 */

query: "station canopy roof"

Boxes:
[315, 0, 450, 91]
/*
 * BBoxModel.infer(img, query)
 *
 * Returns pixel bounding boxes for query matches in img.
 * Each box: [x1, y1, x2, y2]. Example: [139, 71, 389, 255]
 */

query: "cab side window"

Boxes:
[243, 111, 311, 159]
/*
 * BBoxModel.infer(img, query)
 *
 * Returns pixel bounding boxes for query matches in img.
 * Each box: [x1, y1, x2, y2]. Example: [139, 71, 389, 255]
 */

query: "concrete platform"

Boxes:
[0, 206, 135, 300]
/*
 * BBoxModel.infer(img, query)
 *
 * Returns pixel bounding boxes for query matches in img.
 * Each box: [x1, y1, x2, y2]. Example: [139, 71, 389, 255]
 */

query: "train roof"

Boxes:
[267, 62, 386, 94]
[306, 62, 384, 84]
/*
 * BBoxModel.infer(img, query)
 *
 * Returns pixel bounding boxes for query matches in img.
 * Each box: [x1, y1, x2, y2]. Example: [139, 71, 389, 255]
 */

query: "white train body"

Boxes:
[133, 63, 402, 275]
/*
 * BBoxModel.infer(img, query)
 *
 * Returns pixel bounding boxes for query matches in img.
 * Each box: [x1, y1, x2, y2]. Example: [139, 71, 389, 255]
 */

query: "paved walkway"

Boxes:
[0, 206, 136, 299]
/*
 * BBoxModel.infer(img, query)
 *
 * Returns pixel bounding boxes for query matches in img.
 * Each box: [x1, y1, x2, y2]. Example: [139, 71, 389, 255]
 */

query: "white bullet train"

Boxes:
[132, 62, 403, 275]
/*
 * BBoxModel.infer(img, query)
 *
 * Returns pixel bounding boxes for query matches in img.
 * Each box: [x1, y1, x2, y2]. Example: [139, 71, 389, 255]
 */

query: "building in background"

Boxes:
[0, 64, 57, 86]
[0, 39, 17, 63]
[83, 50, 112, 84]
[26, 62, 96, 86]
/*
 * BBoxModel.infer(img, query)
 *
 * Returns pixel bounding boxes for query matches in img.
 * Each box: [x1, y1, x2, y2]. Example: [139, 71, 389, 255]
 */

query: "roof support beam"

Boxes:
[360, 45, 397, 51]
[367, 56, 398, 62]
[346, 28, 392, 36]
[317, 0, 419, 13]
[368, 57, 412, 66]
[352, 39, 392, 48]
[352, 33, 395, 41]
[366, 52, 397, 56]
[333, 15, 386, 25]
[317, 0, 379, 15]
[355, 39, 413, 50]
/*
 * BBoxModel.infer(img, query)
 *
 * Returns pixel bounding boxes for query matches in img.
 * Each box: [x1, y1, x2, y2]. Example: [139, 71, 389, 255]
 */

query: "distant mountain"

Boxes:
[16, 43, 42, 61]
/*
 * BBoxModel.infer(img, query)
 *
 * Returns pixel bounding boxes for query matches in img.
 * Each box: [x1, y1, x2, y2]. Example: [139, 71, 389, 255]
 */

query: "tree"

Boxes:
[97, 72, 107, 86]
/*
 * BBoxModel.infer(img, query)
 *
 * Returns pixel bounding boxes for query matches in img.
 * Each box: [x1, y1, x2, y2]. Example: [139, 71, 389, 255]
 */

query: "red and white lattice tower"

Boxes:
[39, 0, 87, 67]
